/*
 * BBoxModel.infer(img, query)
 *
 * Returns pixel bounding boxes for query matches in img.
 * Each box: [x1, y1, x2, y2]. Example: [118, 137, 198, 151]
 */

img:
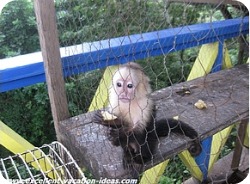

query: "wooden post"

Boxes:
[231, 119, 249, 170]
[34, 0, 70, 140]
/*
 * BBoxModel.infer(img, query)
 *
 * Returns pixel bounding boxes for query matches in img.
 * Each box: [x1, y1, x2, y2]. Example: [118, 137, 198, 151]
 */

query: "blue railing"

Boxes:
[0, 16, 248, 92]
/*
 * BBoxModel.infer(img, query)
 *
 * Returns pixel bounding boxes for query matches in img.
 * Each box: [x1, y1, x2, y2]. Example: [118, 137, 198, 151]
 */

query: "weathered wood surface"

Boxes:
[34, 0, 70, 140]
[59, 64, 249, 179]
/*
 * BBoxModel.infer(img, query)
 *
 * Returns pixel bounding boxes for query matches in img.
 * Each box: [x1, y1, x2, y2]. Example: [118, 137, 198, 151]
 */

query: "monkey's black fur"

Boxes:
[94, 110, 201, 178]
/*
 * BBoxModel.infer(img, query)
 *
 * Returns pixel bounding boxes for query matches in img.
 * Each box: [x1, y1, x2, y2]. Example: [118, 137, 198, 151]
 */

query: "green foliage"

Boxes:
[167, 3, 200, 26]
[4, 161, 41, 180]
[0, 84, 55, 146]
[138, 48, 197, 90]
[0, 0, 39, 58]
[65, 70, 103, 116]
[55, 0, 202, 46]
[159, 157, 191, 184]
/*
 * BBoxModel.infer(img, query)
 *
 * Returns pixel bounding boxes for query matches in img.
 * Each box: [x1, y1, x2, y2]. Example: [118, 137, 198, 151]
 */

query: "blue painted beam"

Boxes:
[0, 17, 248, 92]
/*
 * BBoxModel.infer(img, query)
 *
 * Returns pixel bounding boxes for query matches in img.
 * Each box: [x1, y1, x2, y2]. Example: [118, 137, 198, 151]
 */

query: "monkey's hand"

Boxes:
[108, 129, 120, 146]
[93, 110, 117, 121]
[92, 110, 105, 123]
[93, 110, 121, 128]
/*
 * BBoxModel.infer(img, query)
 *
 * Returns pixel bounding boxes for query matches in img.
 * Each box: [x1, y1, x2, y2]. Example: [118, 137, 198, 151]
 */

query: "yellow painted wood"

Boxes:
[208, 43, 234, 171]
[0, 120, 34, 154]
[0, 120, 57, 178]
[187, 42, 218, 80]
[179, 150, 203, 179]
[222, 47, 233, 69]
[244, 124, 249, 147]
[208, 126, 234, 171]
[140, 161, 169, 183]
[88, 66, 118, 111]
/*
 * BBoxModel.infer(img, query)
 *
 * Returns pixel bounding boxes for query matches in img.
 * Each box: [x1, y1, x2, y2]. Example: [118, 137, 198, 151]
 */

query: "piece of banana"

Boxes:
[101, 111, 117, 120]
[194, 99, 207, 109]
[173, 116, 179, 120]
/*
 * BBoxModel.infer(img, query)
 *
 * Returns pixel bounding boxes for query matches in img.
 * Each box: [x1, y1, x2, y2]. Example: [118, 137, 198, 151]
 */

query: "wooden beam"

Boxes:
[231, 119, 249, 170]
[0, 120, 34, 156]
[34, 0, 70, 140]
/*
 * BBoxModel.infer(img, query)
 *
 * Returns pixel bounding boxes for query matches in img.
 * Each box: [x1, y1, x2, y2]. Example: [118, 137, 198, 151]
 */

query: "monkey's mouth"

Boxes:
[119, 98, 131, 103]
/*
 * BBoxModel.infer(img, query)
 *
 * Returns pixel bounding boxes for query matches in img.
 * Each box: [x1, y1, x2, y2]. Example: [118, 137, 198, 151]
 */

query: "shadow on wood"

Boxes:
[58, 64, 249, 179]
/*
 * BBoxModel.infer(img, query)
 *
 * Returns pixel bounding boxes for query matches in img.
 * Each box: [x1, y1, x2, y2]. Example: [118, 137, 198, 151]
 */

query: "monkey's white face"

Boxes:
[109, 64, 153, 128]
[111, 67, 138, 103]
[115, 78, 136, 103]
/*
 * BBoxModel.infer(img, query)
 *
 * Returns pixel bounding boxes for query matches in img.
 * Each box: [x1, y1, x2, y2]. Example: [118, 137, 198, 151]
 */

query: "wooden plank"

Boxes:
[59, 64, 249, 179]
[34, 0, 70, 139]
[231, 119, 249, 170]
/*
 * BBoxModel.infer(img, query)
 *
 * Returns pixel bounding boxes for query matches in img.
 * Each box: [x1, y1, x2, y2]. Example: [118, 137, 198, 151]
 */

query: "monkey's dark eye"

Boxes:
[127, 84, 133, 88]
[117, 82, 122, 87]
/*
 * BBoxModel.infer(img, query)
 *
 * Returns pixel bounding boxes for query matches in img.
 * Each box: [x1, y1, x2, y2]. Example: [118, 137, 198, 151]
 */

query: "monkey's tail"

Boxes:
[155, 118, 202, 156]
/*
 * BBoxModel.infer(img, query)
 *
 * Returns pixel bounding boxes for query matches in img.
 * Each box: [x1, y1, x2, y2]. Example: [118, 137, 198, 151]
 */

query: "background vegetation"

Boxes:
[0, 0, 248, 183]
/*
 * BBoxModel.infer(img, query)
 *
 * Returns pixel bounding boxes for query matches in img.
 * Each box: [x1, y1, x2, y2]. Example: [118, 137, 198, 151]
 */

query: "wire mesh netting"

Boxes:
[0, 141, 87, 183]
[0, 0, 249, 183]
[53, 0, 248, 183]
[54, 0, 248, 116]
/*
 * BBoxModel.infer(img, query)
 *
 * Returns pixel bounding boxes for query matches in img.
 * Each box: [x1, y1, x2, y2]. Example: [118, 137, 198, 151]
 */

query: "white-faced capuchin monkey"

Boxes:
[94, 62, 201, 178]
